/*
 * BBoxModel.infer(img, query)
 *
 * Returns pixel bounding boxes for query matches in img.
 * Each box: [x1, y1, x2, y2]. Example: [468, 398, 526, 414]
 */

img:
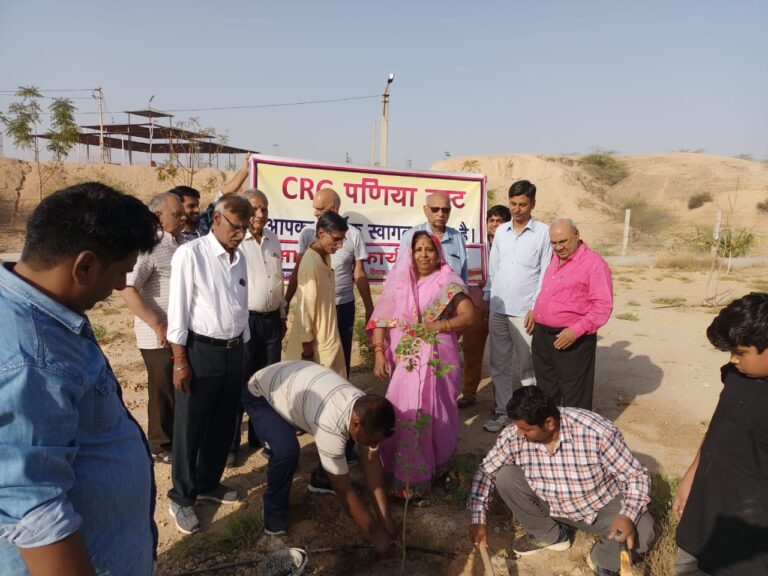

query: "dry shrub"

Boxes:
[687, 192, 712, 210]
[580, 153, 630, 186]
[643, 472, 681, 576]
[656, 253, 712, 271]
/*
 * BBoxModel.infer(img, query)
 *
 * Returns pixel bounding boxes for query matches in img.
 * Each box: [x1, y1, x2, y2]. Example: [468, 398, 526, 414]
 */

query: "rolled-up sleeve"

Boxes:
[0, 365, 83, 548]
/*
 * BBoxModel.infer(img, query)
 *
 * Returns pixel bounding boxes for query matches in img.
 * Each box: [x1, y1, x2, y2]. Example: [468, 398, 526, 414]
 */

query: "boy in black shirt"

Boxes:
[673, 292, 768, 575]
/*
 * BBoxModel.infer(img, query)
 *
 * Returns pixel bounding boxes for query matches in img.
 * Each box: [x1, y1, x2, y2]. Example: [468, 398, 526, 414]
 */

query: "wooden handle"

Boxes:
[619, 549, 633, 576]
[479, 544, 495, 576]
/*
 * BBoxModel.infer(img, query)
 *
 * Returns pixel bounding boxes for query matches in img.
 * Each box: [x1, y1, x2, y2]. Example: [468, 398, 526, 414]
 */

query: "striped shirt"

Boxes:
[468, 408, 650, 525]
[247, 360, 363, 475]
[125, 231, 180, 349]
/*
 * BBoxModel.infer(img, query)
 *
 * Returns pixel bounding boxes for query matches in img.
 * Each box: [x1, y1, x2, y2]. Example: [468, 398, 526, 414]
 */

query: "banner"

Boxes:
[250, 155, 487, 285]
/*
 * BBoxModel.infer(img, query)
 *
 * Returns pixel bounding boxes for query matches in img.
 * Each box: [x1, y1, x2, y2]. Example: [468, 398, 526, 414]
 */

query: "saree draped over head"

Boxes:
[366, 233, 467, 497]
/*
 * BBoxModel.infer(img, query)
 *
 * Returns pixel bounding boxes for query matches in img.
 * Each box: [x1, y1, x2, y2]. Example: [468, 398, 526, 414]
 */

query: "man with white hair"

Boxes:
[166, 194, 253, 534]
[120, 192, 186, 464]
[399, 190, 468, 282]
[532, 218, 613, 410]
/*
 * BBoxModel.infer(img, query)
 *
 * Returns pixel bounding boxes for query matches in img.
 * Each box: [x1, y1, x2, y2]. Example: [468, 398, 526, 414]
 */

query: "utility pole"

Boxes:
[95, 87, 106, 163]
[380, 73, 394, 167]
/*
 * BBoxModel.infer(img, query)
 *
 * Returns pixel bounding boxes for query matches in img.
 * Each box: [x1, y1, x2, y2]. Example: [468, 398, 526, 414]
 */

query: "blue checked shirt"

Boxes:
[468, 408, 650, 525]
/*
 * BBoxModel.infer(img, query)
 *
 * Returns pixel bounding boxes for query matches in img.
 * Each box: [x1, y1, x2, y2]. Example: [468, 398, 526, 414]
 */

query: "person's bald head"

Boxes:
[312, 187, 341, 219]
[549, 218, 581, 262]
[423, 192, 451, 233]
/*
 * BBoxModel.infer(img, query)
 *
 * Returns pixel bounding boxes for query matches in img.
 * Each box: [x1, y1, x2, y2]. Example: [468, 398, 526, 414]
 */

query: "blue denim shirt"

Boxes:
[0, 264, 156, 575]
[399, 222, 468, 283]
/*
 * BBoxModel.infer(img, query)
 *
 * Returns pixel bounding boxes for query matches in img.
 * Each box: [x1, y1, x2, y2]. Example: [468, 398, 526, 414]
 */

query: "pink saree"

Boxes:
[366, 234, 467, 497]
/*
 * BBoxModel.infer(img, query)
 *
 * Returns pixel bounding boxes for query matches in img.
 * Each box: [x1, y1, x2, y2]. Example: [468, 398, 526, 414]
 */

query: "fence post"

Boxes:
[621, 209, 631, 257]
[710, 210, 722, 258]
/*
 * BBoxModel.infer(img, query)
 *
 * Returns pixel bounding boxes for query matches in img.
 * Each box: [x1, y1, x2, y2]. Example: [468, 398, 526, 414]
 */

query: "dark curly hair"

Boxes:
[707, 292, 768, 353]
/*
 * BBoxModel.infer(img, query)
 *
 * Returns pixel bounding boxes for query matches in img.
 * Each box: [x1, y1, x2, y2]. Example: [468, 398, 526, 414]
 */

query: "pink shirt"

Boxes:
[533, 243, 613, 338]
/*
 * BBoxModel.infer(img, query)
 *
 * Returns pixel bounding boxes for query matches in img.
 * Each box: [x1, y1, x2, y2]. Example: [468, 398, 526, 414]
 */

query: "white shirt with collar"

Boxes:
[240, 227, 286, 316]
[167, 233, 250, 345]
[483, 218, 552, 317]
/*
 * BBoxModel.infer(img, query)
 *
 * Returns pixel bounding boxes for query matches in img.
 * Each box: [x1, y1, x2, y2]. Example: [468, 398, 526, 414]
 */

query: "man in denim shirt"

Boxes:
[0, 183, 159, 575]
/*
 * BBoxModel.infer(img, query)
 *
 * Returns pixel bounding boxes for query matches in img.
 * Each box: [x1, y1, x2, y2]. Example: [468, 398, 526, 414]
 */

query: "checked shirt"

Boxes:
[469, 408, 650, 525]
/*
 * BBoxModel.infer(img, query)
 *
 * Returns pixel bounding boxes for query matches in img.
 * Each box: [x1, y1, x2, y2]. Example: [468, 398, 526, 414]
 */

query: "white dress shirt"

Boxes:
[483, 219, 552, 317]
[240, 228, 286, 316]
[167, 233, 250, 345]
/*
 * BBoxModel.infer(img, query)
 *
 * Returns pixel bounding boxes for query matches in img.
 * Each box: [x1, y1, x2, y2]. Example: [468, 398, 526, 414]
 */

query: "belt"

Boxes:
[536, 324, 564, 335]
[249, 310, 279, 318]
[188, 331, 243, 348]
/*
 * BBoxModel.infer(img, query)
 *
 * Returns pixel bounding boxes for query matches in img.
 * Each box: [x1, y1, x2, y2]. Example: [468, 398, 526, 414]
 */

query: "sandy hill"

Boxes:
[432, 152, 768, 254]
[1, 153, 766, 254]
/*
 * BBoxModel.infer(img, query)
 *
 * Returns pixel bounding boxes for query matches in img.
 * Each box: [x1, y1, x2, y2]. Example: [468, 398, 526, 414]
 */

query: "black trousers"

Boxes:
[336, 300, 355, 377]
[231, 310, 282, 452]
[168, 337, 244, 506]
[139, 347, 174, 454]
[531, 324, 596, 410]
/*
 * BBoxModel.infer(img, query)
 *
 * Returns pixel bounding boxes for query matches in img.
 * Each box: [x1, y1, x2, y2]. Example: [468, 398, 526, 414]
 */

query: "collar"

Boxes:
[0, 263, 87, 335]
[500, 218, 535, 235]
[557, 241, 587, 266]
[205, 231, 241, 264]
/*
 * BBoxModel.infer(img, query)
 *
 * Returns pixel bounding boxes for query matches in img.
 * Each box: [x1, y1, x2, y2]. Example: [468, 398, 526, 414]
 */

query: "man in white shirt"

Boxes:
[120, 192, 186, 464]
[483, 180, 552, 433]
[228, 189, 286, 463]
[166, 194, 253, 534]
[242, 360, 396, 554]
[285, 187, 374, 375]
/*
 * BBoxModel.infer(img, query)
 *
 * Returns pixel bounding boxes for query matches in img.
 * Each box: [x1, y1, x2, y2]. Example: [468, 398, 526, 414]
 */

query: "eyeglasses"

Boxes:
[428, 206, 451, 214]
[220, 212, 249, 234]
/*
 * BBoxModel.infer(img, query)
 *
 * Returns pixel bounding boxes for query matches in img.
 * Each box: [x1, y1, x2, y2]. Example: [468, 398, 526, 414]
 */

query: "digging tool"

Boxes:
[619, 540, 633, 576]
[478, 543, 496, 576]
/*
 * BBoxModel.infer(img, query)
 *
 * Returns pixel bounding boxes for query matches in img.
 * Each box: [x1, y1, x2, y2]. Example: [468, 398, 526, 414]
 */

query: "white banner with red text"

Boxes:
[250, 155, 487, 286]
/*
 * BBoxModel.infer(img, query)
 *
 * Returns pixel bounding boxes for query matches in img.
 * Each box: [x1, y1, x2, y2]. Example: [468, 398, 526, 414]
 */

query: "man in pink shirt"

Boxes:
[532, 218, 613, 409]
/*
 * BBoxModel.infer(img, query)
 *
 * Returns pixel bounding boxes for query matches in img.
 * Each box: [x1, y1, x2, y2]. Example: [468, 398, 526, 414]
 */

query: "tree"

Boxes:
[156, 117, 222, 190]
[461, 159, 480, 172]
[1, 86, 80, 210]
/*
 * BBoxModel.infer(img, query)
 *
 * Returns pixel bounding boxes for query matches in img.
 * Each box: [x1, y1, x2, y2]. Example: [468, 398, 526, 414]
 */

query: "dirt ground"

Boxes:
[83, 265, 768, 576]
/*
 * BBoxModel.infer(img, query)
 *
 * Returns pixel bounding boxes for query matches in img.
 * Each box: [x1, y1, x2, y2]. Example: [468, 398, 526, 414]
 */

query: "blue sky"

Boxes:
[1, 0, 766, 169]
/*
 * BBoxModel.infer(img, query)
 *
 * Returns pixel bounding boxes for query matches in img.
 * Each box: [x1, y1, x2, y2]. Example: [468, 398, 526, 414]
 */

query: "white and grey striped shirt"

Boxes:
[248, 360, 363, 475]
[126, 231, 180, 349]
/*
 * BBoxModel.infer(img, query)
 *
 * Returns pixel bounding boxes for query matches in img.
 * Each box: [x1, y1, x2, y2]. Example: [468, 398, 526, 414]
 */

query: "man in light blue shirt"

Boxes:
[483, 180, 552, 433]
[399, 191, 468, 283]
[0, 182, 159, 575]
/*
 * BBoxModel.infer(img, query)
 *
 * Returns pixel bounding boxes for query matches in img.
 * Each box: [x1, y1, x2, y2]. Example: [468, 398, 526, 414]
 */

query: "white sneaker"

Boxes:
[483, 415, 510, 433]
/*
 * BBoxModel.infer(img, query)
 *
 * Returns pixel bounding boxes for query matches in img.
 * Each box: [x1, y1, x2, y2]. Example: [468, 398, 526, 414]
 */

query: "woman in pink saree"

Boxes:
[366, 231, 475, 501]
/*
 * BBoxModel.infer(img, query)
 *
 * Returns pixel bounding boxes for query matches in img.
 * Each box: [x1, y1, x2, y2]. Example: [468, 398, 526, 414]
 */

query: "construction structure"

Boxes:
[39, 107, 252, 167]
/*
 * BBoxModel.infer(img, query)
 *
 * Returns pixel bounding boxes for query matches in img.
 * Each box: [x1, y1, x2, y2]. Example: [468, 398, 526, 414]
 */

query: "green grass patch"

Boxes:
[615, 313, 639, 321]
[627, 300, 641, 307]
[617, 276, 634, 283]
[91, 323, 109, 342]
[160, 507, 264, 569]
[643, 472, 681, 576]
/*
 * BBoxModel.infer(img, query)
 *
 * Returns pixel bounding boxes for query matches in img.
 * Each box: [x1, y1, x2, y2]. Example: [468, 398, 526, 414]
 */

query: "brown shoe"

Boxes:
[457, 396, 476, 408]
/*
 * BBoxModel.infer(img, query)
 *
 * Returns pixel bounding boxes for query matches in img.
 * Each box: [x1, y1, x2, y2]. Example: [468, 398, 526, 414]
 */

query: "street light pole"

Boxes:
[380, 73, 395, 167]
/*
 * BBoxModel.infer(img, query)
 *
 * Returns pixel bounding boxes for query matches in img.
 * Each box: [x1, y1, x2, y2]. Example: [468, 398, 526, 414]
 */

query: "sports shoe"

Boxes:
[512, 524, 571, 556]
[198, 484, 239, 505]
[308, 471, 335, 495]
[152, 451, 172, 464]
[261, 509, 287, 536]
[483, 415, 510, 433]
[457, 396, 476, 408]
[169, 502, 200, 534]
